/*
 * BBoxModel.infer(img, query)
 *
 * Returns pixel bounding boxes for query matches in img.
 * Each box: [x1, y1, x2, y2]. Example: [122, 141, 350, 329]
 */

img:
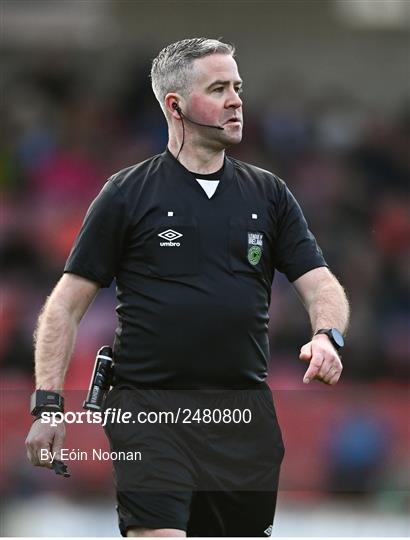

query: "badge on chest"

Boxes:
[247, 232, 263, 265]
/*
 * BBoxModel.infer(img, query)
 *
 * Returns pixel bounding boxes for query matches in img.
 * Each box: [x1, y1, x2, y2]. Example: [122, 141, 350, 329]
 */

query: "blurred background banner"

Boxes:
[1, 0, 409, 536]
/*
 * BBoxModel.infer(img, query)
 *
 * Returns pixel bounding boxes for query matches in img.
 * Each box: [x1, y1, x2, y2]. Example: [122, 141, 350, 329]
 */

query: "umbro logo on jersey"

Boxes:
[264, 524, 273, 536]
[158, 229, 183, 241]
[158, 229, 183, 247]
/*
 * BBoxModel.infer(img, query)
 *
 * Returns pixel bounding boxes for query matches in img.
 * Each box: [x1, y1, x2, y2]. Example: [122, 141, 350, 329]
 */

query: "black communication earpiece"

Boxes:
[172, 102, 180, 112]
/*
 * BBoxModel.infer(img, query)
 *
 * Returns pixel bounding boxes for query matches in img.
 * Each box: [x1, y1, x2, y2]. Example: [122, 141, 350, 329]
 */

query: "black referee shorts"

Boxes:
[103, 383, 284, 537]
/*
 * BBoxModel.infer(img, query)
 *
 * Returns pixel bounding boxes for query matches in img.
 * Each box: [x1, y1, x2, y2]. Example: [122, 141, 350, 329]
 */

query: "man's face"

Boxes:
[184, 54, 243, 148]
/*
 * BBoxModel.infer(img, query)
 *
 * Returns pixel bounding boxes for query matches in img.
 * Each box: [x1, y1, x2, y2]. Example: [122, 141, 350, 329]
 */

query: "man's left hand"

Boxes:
[299, 334, 343, 385]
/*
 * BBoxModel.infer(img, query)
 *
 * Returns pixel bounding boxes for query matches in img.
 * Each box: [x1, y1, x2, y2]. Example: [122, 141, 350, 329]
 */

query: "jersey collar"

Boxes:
[163, 147, 234, 198]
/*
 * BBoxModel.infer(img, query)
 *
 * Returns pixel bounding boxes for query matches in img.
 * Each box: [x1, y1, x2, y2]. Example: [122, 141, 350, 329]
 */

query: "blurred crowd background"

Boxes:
[1, 0, 409, 536]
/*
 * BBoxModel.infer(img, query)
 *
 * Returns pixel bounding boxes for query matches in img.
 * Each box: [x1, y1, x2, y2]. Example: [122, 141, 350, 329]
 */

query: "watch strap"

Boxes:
[30, 390, 64, 416]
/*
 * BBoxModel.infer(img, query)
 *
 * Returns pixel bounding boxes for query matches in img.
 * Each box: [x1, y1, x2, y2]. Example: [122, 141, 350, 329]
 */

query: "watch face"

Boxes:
[331, 328, 344, 349]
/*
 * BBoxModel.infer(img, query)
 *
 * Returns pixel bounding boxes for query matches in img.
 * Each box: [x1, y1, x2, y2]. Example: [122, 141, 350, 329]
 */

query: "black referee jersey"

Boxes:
[65, 148, 327, 388]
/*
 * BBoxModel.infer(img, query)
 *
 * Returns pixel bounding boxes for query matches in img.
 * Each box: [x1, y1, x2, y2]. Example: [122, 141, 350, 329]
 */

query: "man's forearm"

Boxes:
[34, 299, 79, 392]
[308, 276, 350, 335]
[33, 274, 100, 393]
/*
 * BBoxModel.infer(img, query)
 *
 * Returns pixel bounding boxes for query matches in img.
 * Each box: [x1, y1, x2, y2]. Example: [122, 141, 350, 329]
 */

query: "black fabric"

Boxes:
[64, 149, 327, 388]
[187, 490, 278, 537]
[104, 384, 284, 536]
[117, 490, 278, 537]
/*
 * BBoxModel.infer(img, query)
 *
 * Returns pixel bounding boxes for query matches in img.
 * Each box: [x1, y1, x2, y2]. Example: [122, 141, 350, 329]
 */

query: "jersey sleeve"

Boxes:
[273, 179, 327, 282]
[64, 179, 129, 287]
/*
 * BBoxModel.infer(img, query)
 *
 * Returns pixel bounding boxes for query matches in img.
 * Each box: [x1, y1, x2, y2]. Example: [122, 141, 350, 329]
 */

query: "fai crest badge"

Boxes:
[248, 232, 263, 265]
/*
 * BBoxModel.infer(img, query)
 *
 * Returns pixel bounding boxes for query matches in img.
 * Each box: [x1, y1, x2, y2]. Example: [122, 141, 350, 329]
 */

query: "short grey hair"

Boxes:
[150, 38, 235, 115]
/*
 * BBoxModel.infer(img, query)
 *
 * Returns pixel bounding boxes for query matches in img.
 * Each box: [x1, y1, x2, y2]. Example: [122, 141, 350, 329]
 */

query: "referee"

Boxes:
[26, 38, 350, 537]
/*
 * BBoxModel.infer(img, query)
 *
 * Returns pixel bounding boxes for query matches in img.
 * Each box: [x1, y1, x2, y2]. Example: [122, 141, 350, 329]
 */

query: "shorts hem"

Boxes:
[120, 520, 187, 537]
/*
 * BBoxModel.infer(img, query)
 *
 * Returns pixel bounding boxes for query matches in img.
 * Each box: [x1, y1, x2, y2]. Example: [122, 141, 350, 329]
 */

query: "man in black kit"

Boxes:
[26, 38, 350, 537]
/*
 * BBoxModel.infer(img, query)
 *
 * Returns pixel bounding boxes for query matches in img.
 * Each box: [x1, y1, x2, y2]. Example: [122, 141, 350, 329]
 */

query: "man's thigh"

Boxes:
[126, 526, 185, 537]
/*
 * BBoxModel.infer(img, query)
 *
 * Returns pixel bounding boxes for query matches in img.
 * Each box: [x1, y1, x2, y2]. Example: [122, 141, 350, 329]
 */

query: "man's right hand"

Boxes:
[25, 420, 66, 468]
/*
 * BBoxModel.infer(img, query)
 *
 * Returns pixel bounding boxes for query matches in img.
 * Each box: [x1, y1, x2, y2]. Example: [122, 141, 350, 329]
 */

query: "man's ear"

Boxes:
[165, 93, 182, 118]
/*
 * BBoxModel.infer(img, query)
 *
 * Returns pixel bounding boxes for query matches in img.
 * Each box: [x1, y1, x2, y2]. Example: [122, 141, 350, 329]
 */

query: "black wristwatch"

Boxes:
[30, 390, 64, 417]
[314, 328, 344, 351]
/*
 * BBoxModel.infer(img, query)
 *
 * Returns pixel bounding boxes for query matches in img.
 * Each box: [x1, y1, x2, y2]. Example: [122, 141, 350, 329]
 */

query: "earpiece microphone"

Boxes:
[172, 103, 224, 131]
